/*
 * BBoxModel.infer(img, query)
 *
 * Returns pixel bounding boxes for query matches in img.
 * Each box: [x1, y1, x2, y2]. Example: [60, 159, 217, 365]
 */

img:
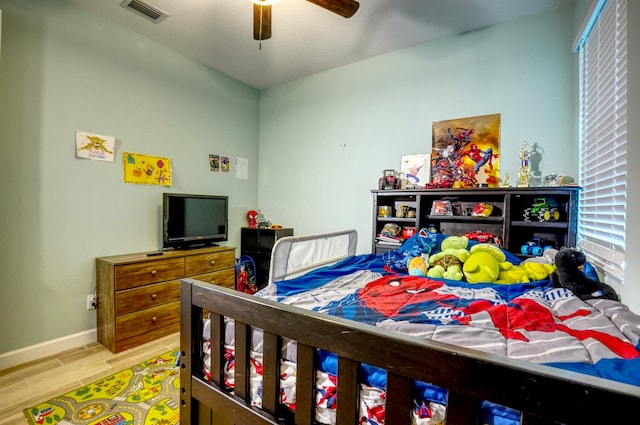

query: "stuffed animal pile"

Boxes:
[389, 232, 618, 300]
[392, 232, 557, 284]
[427, 235, 469, 280]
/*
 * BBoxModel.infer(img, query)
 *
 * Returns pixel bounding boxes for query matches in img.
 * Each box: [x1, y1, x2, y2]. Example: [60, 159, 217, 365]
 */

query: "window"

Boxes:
[575, 0, 627, 282]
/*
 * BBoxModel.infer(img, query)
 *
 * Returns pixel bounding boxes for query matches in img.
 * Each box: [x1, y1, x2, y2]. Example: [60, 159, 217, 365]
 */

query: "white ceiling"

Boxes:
[67, 0, 572, 90]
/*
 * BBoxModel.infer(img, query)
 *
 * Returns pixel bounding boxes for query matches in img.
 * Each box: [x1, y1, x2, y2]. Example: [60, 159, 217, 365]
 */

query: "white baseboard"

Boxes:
[0, 328, 97, 371]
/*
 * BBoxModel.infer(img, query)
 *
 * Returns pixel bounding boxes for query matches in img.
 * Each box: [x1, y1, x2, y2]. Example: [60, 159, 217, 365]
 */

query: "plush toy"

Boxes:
[496, 263, 531, 284]
[408, 256, 428, 276]
[389, 229, 437, 273]
[520, 262, 555, 281]
[463, 243, 528, 284]
[428, 263, 463, 280]
[441, 235, 470, 253]
[518, 247, 557, 281]
[427, 236, 470, 280]
[550, 248, 619, 301]
[463, 247, 501, 283]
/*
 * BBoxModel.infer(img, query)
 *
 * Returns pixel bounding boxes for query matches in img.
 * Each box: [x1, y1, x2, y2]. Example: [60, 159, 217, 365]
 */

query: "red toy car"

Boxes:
[465, 230, 503, 247]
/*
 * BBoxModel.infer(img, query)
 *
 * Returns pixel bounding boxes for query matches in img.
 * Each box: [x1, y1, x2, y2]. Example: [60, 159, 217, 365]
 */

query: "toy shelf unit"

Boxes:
[371, 187, 579, 257]
[373, 192, 421, 253]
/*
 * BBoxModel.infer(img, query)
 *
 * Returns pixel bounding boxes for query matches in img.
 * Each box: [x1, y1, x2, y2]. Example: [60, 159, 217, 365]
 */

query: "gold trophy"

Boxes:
[518, 141, 531, 187]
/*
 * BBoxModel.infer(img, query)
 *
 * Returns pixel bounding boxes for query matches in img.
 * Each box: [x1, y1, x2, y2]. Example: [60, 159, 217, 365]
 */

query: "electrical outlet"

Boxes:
[87, 294, 97, 310]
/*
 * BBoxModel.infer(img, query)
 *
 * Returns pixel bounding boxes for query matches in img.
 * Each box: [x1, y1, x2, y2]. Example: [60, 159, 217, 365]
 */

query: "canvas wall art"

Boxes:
[431, 114, 501, 187]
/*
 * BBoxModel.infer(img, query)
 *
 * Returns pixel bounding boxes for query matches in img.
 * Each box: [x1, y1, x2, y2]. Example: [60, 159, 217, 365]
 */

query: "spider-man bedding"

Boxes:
[205, 235, 640, 425]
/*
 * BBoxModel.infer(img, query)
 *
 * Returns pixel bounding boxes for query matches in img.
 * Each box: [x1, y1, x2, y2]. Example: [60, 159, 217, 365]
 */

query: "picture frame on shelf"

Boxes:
[401, 154, 430, 188]
[431, 200, 453, 216]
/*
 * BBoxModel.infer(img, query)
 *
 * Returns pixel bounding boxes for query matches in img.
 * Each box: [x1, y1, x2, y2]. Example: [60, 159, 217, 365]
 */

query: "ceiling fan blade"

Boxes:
[253, 3, 272, 41]
[306, 0, 359, 18]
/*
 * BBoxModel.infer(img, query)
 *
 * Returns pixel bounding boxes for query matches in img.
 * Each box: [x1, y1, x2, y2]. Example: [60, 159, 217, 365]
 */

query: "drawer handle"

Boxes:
[151, 270, 157, 276]
[151, 293, 157, 300]
[209, 260, 216, 266]
[152, 316, 158, 322]
[209, 279, 216, 284]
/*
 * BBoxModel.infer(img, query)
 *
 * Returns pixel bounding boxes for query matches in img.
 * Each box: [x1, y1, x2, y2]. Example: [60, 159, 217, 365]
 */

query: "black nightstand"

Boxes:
[240, 227, 294, 289]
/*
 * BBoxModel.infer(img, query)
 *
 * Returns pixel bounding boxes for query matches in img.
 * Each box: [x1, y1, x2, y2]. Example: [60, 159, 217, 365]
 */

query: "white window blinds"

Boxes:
[576, 0, 627, 281]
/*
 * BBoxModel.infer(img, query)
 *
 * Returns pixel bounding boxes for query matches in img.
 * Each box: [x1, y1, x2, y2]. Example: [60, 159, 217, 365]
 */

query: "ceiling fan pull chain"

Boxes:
[258, 8, 263, 50]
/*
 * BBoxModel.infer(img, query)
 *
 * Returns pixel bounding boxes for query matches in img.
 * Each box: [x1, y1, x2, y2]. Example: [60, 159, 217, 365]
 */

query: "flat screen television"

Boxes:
[162, 193, 228, 250]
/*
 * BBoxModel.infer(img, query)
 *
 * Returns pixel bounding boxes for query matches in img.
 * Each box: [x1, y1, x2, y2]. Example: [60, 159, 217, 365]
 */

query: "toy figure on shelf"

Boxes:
[247, 210, 258, 228]
[501, 172, 511, 187]
[257, 210, 270, 228]
[518, 141, 530, 187]
[378, 169, 400, 190]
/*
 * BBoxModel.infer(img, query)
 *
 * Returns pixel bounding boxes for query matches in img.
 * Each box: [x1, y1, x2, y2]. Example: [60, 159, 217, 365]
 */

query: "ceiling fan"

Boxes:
[252, 0, 360, 41]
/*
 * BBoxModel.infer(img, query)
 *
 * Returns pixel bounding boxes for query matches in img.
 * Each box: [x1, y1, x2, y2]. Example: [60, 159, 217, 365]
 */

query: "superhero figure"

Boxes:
[247, 210, 258, 228]
[448, 127, 475, 151]
[460, 144, 494, 173]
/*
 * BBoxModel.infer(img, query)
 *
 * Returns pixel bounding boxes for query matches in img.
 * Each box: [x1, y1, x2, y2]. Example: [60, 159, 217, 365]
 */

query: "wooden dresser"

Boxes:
[96, 245, 236, 353]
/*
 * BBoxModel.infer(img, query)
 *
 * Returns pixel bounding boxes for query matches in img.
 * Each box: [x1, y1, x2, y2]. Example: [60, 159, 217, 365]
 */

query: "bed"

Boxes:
[180, 229, 640, 425]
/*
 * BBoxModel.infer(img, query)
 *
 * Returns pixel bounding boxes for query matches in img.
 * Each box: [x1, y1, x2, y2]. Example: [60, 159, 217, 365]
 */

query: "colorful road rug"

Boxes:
[23, 348, 180, 425]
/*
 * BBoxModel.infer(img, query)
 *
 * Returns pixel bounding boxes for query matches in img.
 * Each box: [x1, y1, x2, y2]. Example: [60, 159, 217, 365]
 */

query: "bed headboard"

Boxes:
[267, 229, 357, 286]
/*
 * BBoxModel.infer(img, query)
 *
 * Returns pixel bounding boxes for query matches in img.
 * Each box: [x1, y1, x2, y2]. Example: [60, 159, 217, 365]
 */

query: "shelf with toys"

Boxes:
[371, 187, 579, 257]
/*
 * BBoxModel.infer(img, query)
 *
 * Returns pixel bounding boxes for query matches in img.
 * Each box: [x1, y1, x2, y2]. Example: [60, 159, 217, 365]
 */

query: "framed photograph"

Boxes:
[431, 200, 453, 216]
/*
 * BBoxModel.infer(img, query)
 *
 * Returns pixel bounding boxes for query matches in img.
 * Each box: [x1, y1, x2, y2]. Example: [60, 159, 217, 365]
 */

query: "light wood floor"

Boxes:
[0, 333, 180, 425]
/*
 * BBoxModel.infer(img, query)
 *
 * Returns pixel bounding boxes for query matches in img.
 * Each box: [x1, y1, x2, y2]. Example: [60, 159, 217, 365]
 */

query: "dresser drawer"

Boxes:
[115, 280, 180, 316]
[115, 301, 180, 341]
[186, 251, 235, 275]
[115, 258, 185, 291]
[192, 269, 236, 289]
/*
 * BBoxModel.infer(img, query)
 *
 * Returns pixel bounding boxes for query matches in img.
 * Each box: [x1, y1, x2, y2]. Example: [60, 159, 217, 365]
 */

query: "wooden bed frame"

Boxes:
[179, 231, 640, 425]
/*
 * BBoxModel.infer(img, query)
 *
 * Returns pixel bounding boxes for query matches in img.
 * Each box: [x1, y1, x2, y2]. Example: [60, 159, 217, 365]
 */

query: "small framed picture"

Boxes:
[431, 200, 453, 216]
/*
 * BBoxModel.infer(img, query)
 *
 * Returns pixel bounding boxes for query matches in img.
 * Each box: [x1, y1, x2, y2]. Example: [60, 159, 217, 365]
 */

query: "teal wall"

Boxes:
[258, 5, 578, 246]
[0, 0, 259, 353]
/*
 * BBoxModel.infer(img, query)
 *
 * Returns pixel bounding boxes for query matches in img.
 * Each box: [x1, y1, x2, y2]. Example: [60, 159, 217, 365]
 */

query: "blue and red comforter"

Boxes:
[260, 252, 640, 392]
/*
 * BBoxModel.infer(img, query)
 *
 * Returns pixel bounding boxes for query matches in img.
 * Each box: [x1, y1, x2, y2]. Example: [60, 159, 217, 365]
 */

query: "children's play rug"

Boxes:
[23, 348, 180, 425]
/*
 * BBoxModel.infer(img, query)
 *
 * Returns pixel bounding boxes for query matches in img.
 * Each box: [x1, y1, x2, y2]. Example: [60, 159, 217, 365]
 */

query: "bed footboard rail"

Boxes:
[180, 279, 640, 425]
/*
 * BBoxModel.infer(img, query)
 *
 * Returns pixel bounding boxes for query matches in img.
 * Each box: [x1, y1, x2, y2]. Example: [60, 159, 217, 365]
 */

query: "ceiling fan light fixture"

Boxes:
[251, 0, 359, 42]
[253, 2, 273, 41]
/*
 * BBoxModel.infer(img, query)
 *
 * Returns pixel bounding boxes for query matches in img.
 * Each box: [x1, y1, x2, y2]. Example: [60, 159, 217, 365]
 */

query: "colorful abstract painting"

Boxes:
[431, 114, 501, 188]
[123, 152, 171, 186]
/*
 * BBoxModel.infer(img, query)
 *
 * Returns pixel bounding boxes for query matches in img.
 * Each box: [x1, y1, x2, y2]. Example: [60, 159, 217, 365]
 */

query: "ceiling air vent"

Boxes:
[120, 0, 170, 23]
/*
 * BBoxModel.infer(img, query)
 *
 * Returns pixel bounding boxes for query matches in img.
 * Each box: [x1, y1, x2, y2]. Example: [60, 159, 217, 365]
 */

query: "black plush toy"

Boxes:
[550, 248, 619, 301]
